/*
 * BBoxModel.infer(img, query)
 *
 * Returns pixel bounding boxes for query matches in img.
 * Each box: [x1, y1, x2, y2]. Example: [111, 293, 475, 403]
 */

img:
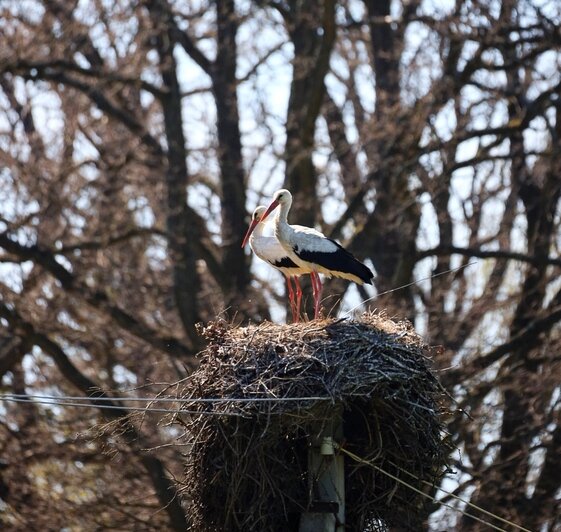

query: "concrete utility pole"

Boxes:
[299, 408, 345, 532]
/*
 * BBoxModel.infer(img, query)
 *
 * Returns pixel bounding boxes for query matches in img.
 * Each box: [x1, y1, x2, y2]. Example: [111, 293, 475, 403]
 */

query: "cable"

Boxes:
[0, 393, 331, 404]
[339, 446, 505, 531]
[0, 396, 257, 416]
[0, 394, 331, 417]
[338, 446, 532, 532]
[1, 263, 480, 413]
[385, 458, 534, 532]
[1, 396, 532, 530]
[343, 261, 478, 316]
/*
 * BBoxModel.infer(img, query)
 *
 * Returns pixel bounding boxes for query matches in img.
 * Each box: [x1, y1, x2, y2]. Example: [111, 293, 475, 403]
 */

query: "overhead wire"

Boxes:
[0, 394, 332, 416]
[1, 395, 191, 415]
[1, 261, 480, 413]
[0, 393, 331, 403]
[338, 445, 533, 532]
[343, 260, 478, 317]
[385, 458, 533, 532]
[1, 393, 535, 530]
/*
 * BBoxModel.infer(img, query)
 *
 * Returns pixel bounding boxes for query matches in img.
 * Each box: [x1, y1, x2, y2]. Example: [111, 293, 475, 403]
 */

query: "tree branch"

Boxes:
[532, 418, 561, 511]
[446, 304, 561, 382]
[0, 336, 30, 380]
[145, 0, 204, 346]
[3, 66, 163, 156]
[2, 59, 164, 96]
[418, 244, 561, 268]
[151, 0, 212, 74]
[0, 232, 193, 357]
[0, 301, 189, 531]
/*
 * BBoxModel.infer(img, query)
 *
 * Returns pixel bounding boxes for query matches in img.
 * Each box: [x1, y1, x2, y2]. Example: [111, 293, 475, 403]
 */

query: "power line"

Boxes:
[338, 446, 532, 532]
[2, 263, 481, 413]
[1, 395, 532, 530]
[340, 446, 505, 531]
[0, 393, 331, 404]
[0, 396, 241, 416]
[385, 458, 533, 532]
[0, 259, 527, 526]
[0, 395, 187, 415]
[0, 394, 331, 417]
[343, 261, 478, 316]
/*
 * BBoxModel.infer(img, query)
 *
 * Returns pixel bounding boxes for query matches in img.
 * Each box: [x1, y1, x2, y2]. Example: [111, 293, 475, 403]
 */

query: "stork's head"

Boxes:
[241, 206, 267, 248]
[258, 188, 292, 224]
[252, 205, 267, 220]
[272, 189, 292, 205]
[241, 190, 294, 248]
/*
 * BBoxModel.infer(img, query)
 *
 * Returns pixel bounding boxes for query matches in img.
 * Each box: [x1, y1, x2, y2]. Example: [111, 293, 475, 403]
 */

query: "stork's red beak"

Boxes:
[241, 218, 259, 248]
[259, 199, 279, 223]
[241, 199, 280, 248]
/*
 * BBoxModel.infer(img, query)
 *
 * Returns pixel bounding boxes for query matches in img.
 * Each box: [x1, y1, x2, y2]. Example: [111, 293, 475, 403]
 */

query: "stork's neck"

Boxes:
[273, 201, 293, 245]
[277, 200, 290, 224]
[250, 221, 266, 244]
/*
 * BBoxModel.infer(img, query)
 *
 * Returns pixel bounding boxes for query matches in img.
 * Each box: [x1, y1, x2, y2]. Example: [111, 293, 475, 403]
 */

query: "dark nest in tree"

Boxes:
[179, 312, 452, 532]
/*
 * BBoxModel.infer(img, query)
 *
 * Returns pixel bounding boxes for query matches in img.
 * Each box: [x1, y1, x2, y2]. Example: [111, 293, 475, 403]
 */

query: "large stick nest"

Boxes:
[180, 312, 452, 531]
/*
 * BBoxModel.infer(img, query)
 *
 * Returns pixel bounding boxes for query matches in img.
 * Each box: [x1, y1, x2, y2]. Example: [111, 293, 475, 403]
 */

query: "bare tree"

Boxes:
[1, 0, 561, 529]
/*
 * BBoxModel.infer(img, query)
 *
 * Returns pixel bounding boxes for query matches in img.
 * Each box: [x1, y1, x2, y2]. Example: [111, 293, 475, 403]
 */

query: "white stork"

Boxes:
[242, 206, 311, 323]
[254, 189, 374, 320]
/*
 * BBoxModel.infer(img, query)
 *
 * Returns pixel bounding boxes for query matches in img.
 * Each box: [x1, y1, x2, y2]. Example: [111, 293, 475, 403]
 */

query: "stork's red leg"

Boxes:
[286, 276, 297, 323]
[310, 272, 323, 319]
[314, 273, 323, 320]
[294, 277, 302, 322]
[311, 271, 316, 291]
[309, 272, 316, 319]
[318, 274, 323, 318]
[310, 272, 320, 320]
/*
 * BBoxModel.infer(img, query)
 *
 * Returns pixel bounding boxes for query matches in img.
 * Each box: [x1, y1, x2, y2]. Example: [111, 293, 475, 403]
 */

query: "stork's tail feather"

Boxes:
[355, 260, 374, 284]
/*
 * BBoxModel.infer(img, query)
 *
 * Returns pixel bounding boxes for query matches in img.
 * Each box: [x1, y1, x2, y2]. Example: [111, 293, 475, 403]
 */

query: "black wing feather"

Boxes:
[295, 239, 373, 284]
[271, 256, 299, 269]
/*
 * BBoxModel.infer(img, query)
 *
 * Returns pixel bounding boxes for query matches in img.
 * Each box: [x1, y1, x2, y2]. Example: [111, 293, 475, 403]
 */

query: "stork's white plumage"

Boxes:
[258, 189, 374, 319]
[242, 206, 310, 322]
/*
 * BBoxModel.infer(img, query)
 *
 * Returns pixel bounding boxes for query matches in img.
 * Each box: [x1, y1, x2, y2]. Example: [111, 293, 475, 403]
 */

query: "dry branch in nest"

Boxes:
[179, 312, 452, 531]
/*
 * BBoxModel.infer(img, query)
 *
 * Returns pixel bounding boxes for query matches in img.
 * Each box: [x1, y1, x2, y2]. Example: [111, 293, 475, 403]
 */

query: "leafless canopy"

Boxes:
[0, 0, 560, 529]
